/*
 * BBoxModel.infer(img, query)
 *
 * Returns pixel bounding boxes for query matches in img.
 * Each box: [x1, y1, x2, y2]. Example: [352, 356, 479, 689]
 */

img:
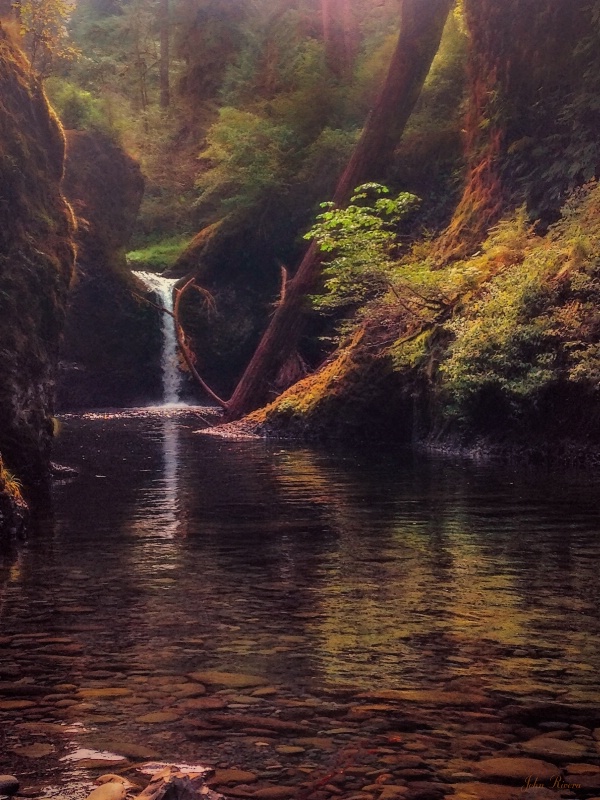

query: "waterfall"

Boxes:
[133, 271, 183, 406]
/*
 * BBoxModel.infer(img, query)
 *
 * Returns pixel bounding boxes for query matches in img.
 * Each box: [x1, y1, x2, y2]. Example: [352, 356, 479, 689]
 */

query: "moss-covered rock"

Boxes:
[57, 130, 162, 409]
[0, 25, 75, 497]
[167, 210, 283, 394]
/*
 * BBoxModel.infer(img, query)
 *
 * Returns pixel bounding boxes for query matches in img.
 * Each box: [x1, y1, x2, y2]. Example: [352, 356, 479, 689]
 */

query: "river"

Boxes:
[1, 408, 600, 799]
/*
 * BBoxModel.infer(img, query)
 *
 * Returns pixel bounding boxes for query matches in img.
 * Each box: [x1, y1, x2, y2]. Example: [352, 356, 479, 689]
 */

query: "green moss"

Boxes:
[127, 235, 193, 273]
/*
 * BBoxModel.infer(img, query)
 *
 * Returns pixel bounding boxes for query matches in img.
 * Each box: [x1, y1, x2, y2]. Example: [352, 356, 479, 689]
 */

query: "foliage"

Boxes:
[44, 77, 108, 131]
[197, 108, 295, 212]
[16, 0, 79, 76]
[306, 184, 420, 311]
[439, 183, 600, 422]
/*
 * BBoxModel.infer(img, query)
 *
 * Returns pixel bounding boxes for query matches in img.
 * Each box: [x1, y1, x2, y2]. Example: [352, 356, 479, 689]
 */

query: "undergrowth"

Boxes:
[259, 181, 600, 442]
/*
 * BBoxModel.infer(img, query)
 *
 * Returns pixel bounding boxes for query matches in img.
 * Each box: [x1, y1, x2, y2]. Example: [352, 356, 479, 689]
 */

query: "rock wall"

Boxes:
[0, 25, 75, 504]
[57, 130, 162, 410]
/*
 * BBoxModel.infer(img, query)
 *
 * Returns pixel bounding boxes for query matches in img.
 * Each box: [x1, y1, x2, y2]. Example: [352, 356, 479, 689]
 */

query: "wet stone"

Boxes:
[565, 762, 600, 774]
[77, 688, 132, 699]
[208, 769, 258, 786]
[251, 787, 296, 799]
[520, 735, 589, 761]
[178, 697, 227, 711]
[135, 711, 181, 723]
[474, 757, 560, 783]
[0, 699, 37, 710]
[188, 672, 269, 689]
[12, 743, 55, 759]
[0, 777, 19, 796]
[89, 741, 161, 760]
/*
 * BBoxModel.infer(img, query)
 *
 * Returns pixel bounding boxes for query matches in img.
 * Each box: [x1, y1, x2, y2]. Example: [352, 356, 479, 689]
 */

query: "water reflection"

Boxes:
[131, 416, 182, 540]
[1, 411, 600, 779]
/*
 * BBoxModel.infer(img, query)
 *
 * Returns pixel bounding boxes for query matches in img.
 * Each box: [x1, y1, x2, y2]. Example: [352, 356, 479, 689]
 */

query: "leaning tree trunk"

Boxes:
[225, 0, 453, 420]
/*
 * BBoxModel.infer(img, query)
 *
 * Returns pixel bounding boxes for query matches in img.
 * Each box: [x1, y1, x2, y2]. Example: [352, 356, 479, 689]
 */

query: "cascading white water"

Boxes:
[133, 271, 183, 406]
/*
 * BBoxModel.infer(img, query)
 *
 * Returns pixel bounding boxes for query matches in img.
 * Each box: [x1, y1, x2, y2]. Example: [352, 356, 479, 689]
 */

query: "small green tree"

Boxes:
[306, 183, 420, 311]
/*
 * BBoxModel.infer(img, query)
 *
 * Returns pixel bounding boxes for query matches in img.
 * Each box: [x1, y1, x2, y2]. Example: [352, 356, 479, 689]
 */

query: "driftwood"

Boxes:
[87, 767, 222, 800]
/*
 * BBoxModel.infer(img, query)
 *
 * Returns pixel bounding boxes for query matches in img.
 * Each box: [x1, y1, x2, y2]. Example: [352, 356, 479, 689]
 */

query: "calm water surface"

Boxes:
[2, 408, 600, 787]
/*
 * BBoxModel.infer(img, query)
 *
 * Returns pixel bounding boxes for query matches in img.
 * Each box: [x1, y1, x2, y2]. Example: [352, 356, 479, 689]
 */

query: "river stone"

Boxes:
[251, 788, 296, 800]
[520, 736, 588, 761]
[86, 782, 128, 800]
[570, 774, 600, 790]
[76, 759, 130, 770]
[566, 763, 600, 774]
[252, 687, 279, 698]
[178, 697, 226, 711]
[275, 746, 305, 755]
[16, 722, 66, 734]
[0, 777, 19, 796]
[357, 689, 488, 708]
[135, 711, 180, 724]
[188, 671, 269, 689]
[293, 737, 335, 751]
[78, 688, 132, 699]
[451, 783, 550, 800]
[377, 786, 409, 800]
[208, 769, 258, 786]
[227, 695, 264, 705]
[12, 743, 54, 759]
[0, 699, 36, 710]
[92, 742, 161, 760]
[206, 713, 311, 734]
[474, 757, 559, 783]
[174, 684, 207, 698]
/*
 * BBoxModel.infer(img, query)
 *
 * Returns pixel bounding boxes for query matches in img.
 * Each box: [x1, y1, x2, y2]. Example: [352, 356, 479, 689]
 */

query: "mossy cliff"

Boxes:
[238, 183, 600, 460]
[0, 25, 75, 522]
[57, 130, 161, 409]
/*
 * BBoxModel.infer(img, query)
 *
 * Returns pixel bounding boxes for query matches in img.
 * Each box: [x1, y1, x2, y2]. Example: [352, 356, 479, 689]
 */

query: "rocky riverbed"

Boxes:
[2, 648, 600, 800]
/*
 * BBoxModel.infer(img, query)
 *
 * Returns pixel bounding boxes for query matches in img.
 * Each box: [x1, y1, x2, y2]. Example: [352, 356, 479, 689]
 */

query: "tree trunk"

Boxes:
[435, 0, 575, 260]
[159, 0, 170, 108]
[225, 0, 453, 420]
[434, 0, 509, 260]
[321, 0, 356, 79]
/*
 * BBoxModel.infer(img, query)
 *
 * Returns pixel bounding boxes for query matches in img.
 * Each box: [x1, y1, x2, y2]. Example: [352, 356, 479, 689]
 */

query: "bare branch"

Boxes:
[173, 279, 229, 409]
